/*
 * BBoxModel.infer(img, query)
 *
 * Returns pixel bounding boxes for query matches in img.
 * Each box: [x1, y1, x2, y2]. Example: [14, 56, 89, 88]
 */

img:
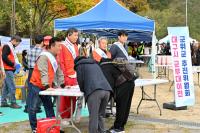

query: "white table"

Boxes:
[139, 54, 151, 58]
[155, 64, 172, 79]
[135, 79, 169, 115]
[128, 59, 144, 68]
[128, 59, 144, 64]
[193, 66, 200, 86]
[139, 54, 151, 64]
[39, 85, 83, 133]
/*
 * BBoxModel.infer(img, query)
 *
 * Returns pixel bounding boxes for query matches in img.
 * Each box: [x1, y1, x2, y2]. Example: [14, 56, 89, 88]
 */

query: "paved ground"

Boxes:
[1, 114, 200, 133]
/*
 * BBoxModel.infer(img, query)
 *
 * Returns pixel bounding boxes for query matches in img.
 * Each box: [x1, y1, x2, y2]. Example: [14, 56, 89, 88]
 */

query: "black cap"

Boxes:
[117, 30, 128, 36]
[11, 35, 22, 42]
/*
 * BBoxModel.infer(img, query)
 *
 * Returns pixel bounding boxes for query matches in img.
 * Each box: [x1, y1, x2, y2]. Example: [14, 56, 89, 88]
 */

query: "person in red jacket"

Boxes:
[57, 28, 79, 118]
[28, 37, 65, 132]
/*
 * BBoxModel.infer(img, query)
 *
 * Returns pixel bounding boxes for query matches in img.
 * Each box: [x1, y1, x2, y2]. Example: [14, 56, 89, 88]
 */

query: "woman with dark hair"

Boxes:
[22, 50, 29, 72]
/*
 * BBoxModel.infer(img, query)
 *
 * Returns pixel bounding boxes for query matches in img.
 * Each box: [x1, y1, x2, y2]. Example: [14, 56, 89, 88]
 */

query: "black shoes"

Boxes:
[1, 102, 10, 107]
[1, 102, 22, 109]
[36, 108, 42, 113]
[10, 103, 22, 109]
[106, 126, 125, 133]
[60, 130, 65, 133]
[24, 106, 42, 113]
[0, 112, 3, 116]
[106, 129, 125, 133]
[32, 129, 37, 133]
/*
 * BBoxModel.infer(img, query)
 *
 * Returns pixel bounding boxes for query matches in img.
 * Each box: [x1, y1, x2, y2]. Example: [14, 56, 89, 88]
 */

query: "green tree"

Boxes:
[188, 0, 200, 40]
[16, 0, 68, 37]
[0, 0, 97, 37]
[139, 8, 185, 39]
[139, 0, 200, 41]
[170, 0, 200, 40]
[120, 0, 149, 12]
[62, 0, 97, 16]
[147, 0, 173, 11]
[0, 0, 12, 35]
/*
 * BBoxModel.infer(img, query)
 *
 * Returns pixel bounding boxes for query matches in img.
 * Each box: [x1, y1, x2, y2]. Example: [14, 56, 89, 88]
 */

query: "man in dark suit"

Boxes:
[105, 30, 135, 133]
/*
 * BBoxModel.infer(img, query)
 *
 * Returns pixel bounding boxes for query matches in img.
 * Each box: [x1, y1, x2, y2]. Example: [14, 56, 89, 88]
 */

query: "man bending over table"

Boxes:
[74, 56, 112, 133]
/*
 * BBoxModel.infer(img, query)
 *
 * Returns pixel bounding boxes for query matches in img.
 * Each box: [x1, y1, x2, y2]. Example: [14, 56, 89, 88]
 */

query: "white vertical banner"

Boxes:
[168, 27, 195, 107]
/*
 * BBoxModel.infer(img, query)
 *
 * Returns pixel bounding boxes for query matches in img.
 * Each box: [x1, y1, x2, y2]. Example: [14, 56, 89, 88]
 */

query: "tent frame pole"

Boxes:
[151, 24, 157, 78]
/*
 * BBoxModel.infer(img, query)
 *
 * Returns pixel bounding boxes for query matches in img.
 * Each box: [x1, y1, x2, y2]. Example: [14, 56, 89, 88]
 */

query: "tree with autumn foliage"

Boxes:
[0, 0, 98, 38]
[16, 0, 69, 38]
[119, 0, 149, 12]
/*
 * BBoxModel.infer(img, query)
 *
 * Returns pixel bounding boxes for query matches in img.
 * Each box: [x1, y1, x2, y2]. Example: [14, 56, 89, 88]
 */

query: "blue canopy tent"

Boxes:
[54, 0, 155, 42]
[54, 0, 157, 76]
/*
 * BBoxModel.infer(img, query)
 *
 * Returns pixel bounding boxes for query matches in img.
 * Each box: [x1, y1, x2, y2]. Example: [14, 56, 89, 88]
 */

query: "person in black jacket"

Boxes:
[74, 56, 112, 133]
[100, 58, 135, 133]
[195, 44, 200, 66]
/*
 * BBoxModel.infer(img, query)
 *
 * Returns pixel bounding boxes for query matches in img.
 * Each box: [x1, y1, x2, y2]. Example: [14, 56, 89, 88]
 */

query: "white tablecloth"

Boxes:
[39, 85, 83, 97]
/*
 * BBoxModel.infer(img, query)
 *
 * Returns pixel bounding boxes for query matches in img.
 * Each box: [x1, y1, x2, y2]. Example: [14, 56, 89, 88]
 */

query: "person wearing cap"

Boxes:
[43, 35, 52, 49]
[28, 37, 65, 133]
[92, 37, 111, 62]
[57, 28, 79, 119]
[1, 35, 22, 109]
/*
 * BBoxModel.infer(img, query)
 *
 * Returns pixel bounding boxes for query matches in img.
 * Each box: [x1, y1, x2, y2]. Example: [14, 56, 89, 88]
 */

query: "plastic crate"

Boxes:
[14, 74, 27, 100]
[0, 75, 4, 88]
[14, 74, 27, 86]
[15, 88, 22, 100]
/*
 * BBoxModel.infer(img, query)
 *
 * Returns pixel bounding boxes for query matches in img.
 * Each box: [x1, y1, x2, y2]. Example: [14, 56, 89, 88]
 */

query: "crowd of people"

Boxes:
[0, 28, 137, 133]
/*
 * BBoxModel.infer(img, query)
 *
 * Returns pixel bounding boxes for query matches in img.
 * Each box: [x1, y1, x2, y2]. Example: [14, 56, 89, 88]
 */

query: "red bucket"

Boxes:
[37, 117, 60, 133]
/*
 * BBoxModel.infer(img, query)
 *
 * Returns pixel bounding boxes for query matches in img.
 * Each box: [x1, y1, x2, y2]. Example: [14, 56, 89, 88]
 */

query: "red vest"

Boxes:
[30, 59, 54, 90]
[92, 50, 111, 62]
[3, 46, 15, 70]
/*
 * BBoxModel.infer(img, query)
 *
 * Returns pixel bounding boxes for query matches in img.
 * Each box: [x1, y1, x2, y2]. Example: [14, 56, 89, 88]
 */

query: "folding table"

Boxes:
[135, 79, 169, 115]
[39, 85, 83, 133]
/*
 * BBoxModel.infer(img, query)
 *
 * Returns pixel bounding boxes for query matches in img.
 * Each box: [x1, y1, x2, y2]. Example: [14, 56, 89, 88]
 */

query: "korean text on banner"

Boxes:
[168, 27, 195, 107]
